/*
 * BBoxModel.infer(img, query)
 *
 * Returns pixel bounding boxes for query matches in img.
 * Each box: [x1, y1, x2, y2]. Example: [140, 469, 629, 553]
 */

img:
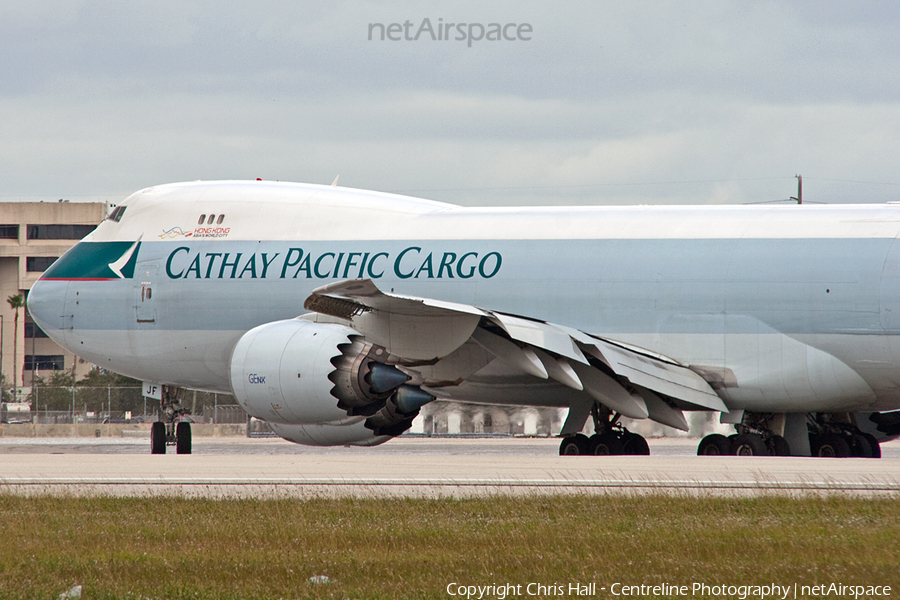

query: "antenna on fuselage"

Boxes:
[331, 175, 340, 187]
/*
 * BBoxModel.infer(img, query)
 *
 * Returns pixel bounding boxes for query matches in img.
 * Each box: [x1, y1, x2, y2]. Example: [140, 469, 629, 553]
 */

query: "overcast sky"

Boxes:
[2, 1, 899, 206]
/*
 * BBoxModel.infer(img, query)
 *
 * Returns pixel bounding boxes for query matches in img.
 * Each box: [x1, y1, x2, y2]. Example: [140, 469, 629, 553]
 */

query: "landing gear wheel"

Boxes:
[559, 434, 589, 456]
[811, 433, 850, 457]
[697, 433, 731, 456]
[731, 433, 768, 456]
[589, 431, 624, 455]
[176, 422, 192, 455]
[622, 432, 650, 455]
[849, 433, 873, 458]
[151, 422, 166, 455]
[767, 435, 791, 456]
[860, 432, 881, 458]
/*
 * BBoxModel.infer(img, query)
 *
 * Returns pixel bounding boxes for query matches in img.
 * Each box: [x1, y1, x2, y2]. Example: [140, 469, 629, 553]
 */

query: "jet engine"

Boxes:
[268, 421, 393, 447]
[229, 319, 433, 445]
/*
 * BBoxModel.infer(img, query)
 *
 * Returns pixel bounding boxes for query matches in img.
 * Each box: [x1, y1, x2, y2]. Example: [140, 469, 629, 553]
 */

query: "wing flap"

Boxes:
[490, 313, 588, 364]
[582, 339, 727, 412]
[532, 348, 583, 391]
[304, 279, 727, 420]
[569, 362, 649, 419]
[471, 328, 549, 380]
[635, 386, 690, 431]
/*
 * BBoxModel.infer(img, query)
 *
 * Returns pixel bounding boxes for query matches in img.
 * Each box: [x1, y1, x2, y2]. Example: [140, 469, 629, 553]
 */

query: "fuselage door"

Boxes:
[135, 263, 158, 324]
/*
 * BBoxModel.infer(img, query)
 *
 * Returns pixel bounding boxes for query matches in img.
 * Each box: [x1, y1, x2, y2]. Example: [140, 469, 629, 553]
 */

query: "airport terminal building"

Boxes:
[0, 201, 107, 397]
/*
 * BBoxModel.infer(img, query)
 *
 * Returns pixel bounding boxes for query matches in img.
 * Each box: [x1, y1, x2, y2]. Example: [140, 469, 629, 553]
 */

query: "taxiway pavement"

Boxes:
[0, 437, 898, 497]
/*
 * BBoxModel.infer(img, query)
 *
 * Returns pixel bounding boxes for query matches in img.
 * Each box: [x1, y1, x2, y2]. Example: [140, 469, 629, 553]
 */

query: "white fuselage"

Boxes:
[26, 181, 900, 417]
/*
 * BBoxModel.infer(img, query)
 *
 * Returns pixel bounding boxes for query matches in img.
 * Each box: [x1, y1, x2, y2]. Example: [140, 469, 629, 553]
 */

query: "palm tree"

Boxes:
[6, 294, 24, 402]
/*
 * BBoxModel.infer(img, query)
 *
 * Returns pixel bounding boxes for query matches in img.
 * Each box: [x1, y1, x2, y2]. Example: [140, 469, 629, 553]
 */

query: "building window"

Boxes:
[26, 224, 96, 240]
[24, 355, 65, 371]
[26, 257, 59, 272]
[0, 225, 18, 239]
[24, 323, 49, 338]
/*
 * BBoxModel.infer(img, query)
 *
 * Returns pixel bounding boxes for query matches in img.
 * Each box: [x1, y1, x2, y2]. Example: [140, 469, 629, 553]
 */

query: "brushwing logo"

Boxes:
[108, 239, 142, 278]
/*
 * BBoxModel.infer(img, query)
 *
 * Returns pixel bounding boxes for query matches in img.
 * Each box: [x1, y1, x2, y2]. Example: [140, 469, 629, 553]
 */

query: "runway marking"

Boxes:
[3, 477, 900, 495]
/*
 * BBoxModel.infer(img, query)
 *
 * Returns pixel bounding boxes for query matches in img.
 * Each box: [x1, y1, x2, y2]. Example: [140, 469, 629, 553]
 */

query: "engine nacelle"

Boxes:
[269, 420, 392, 447]
[230, 319, 358, 424]
[229, 319, 421, 429]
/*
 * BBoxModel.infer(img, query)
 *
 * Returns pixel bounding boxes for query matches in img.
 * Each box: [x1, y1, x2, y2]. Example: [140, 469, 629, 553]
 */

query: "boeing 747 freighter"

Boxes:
[26, 180, 900, 457]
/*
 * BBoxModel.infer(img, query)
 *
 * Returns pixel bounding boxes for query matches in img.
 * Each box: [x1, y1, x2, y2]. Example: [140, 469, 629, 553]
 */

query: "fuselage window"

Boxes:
[217, 214, 225, 224]
[207, 214, 215, 225]
[198, 214, 206, 225]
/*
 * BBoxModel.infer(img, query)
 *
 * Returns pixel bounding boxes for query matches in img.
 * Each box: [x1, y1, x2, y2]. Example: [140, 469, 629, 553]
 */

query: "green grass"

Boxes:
[0, 493, 898, 599]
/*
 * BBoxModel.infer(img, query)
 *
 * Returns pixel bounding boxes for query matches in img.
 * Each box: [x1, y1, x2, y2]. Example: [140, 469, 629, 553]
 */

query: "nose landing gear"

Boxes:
[150, 386, 192, 455]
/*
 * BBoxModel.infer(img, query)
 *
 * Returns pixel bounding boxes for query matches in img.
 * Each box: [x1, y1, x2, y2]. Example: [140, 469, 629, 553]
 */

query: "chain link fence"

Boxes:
[2, 387, 249, 425]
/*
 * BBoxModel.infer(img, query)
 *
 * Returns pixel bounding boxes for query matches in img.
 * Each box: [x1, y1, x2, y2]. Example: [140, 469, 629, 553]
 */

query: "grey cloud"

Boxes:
[1, 0, 899, 206]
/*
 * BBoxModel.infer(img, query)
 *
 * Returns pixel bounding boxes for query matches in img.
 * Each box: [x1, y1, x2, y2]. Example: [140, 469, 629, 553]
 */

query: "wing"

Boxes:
[303, 279, 728, 432]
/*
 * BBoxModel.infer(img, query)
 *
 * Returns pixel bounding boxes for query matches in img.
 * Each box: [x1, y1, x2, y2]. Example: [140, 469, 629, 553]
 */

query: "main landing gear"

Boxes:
[696, 412, 881, 458]
[697, 432, 790, 456]
[150, 385, 192, 455]
[697, 412, 790, 457]
[807, 413, 880, 458]
[559, 405, 649, 456]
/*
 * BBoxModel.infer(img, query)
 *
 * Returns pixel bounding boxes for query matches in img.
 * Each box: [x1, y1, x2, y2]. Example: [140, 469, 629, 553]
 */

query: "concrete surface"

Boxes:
[1, 437, 898, 497]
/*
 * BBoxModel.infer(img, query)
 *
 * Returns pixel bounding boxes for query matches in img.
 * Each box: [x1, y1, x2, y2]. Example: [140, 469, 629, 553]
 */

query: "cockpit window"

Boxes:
[198, 214, 206, 225]
[106, 206, 127, 222]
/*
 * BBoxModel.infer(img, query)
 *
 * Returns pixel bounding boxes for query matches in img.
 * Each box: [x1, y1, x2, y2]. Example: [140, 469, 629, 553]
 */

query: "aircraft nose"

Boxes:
[27, 278, 68, 344]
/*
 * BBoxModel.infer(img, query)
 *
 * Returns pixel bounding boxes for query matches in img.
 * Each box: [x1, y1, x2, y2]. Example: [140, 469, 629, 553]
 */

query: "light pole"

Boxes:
[31, 324, 36, 388]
